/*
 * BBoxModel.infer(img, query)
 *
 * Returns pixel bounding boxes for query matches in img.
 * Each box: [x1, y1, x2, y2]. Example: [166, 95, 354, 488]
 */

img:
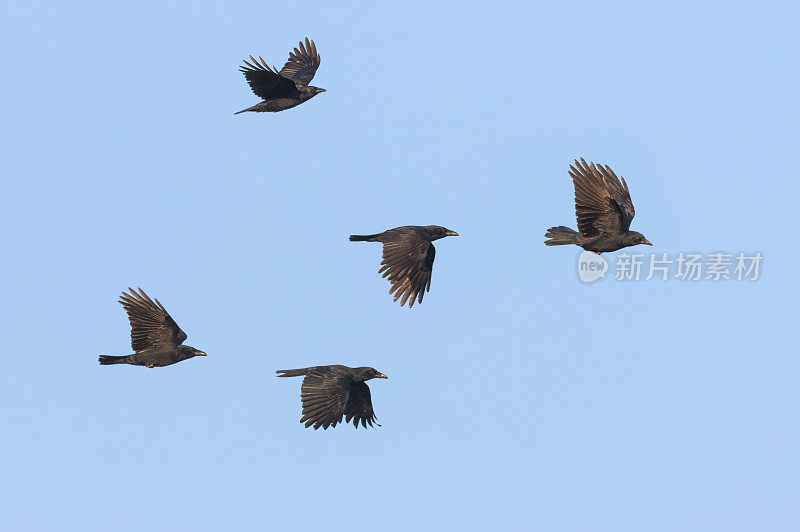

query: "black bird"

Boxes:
[235, 37, 325, 114]
[276, 365, 388, 430]
[99, 288, 207, 368]
[350, 225, 459, 307]
[545, 159, 652, 253]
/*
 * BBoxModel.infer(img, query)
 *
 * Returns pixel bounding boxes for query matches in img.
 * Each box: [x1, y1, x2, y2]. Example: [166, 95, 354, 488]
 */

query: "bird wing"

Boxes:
[379, 233, 435, 308]
[344, 381, 380, 428]
[118, 288, 187, 353]
[278, 38, 321, 86]
[239, 56, 301, 100]
[300, 367, 351, 429]
[571, 158, 636, 237]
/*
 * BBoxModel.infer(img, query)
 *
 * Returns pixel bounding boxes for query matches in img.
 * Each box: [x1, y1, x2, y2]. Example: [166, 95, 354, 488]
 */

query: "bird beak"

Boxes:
[197, 351, 208, 357]
[446, 230, 459, 237]
[319, 88, 327, 92]
[377, 373, 388, 379]
[643, 239, 653, 246]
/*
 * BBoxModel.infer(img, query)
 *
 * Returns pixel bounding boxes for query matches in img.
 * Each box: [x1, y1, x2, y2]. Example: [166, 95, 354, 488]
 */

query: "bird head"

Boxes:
[355, 367, 388, 381]
[308, 86, 326, 96]
[187, 347, 207, 358]
[628, 231, 652, 246]
[425, 226, 460, 241]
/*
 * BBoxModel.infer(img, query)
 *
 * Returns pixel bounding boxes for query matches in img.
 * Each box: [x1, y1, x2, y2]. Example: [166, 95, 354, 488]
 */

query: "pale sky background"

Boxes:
[1, 2, 798, 530]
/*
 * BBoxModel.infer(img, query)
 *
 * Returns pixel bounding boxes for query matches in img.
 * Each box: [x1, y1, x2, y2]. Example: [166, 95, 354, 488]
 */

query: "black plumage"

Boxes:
[545, 158, 652, 253]
[350, 225, 459, 307]
[98, 288, 207, 368]
[235, 37, 325, 114]
[276, 365, 388, 430]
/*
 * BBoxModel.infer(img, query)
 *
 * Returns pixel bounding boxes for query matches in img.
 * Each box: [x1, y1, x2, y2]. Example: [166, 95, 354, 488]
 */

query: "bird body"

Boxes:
[545, 159, 651, 253]
[99, 288, 207, 368]
[277, 365, 388, 429]
[99, 346, 202, 368]
[236, 38, 325, 114]
[350, 225, 459, 307]
[545, 226, 650, 253]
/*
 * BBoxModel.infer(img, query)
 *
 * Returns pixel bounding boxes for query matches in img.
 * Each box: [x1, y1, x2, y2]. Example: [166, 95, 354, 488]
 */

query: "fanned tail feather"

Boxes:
[99, 355, 129, 366]
[544, 226, 581, 246]
[276, 368, 314, 378]
[349, 234, 381, 242]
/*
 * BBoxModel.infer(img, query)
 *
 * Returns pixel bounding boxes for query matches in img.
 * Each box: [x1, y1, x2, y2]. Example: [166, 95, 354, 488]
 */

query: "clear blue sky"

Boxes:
[1, 1, 798, 530]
